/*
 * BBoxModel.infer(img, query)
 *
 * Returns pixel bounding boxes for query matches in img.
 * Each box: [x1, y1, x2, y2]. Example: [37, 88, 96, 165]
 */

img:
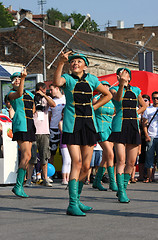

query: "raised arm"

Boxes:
[36, 90, 56, 108]
[111, 70, 129, 102]
[8, 69, 27, 100]
[53, 51, 72, 87]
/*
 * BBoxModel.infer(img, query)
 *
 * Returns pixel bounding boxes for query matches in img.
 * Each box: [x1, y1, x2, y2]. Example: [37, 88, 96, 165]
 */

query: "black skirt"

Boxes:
[108, 122, 141, 145]
[62, 126, 100, 146]
[13, 129, 36, 142]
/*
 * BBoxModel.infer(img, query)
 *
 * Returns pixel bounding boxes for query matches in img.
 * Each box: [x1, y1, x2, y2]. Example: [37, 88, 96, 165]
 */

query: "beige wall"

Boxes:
[86, 56, 140, 77]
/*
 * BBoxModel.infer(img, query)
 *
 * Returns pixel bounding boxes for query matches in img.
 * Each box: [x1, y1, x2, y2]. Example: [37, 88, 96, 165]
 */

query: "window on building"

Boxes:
[4, 46, 11, 55]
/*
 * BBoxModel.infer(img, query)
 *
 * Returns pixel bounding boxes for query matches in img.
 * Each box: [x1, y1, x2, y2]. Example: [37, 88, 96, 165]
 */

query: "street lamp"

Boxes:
[38, 0, 47, 81]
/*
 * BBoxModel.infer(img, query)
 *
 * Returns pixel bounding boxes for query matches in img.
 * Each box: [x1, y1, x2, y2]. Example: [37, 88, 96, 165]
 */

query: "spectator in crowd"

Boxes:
[26, 82, 55, 187]
[8, 70, 36, 198]
[0, 95, 15, 119]
[108, 68, 146, 203]
[129, 151, 140, 183]
[92, 80, 118, 192]
[142, 91, 158, 182]
[53, 51, 112, 216]
[137, 94, 151, 181]
[59, 109, 71, 185]
[48, 84, 66, 168]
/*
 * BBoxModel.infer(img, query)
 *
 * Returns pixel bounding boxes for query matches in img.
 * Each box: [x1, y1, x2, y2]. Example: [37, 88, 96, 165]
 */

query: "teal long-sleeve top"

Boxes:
[61, 73, 101, 133]
[8, 90, 34, 133]
[94, 94, 114, 141]
[111, 85, 141, 133]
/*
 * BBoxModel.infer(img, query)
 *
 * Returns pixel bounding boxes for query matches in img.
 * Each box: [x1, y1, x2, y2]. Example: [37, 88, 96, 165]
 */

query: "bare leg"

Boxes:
[99, 141, 114, 167]
[130, 166, 137, 183]
[27, 163, 35, 180]
[79, 145, 94, 182]
[66, 173, 70, 182]
[114, 143, 126, 174]
[18, 141, 32, 169]
[67, 145, 82, 181]
[145, 168, 153, 182]
[41, 163, 48, 180]
[62, 172, 67, 182]
[85, 168, 92, 184]
[125, 144, 139, 174]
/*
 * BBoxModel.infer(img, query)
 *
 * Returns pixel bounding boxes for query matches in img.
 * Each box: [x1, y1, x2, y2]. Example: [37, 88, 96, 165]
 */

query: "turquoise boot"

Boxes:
[12, 168, 29, 198]
[124, 173, 131, 190]
[92, 167, 107, 191]
[124, 173, 131, 202]
[107, 166, 118, 192]
[116, 173, 130, 203]
[66, 179, 86, 216]
[78, 181, 92, 212]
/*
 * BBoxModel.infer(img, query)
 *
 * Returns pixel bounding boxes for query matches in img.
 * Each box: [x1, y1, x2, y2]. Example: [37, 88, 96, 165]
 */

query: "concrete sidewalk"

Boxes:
[0, 180, 158, 240]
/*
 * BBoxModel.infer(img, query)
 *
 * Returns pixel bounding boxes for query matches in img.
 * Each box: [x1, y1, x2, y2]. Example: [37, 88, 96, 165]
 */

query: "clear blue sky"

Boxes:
[2, 0, 158, 30]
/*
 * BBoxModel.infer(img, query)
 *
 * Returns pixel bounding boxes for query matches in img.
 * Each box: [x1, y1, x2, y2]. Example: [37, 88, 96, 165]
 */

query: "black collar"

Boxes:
[125, 84, 131, 90]
[71, 72, 87, 81]
[119, 84, 131, 90]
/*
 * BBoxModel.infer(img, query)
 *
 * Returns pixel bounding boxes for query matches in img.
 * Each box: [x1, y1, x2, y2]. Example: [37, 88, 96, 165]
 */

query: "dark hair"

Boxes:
[152, 91, 158, 98]
[49, 83, 59, 89]
[142, 94, 150, 102]
[36, 82, 46, 91]
[49, 83, 55, 88]
[4, 95, 9, 103]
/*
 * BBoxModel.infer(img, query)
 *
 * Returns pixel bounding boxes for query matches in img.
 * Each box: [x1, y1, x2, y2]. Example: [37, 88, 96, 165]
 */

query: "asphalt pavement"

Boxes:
[0, 179, 158, 240]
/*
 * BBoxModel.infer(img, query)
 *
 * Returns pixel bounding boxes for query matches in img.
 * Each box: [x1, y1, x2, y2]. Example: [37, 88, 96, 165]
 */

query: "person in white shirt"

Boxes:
[48, 84, 66, 166]
[143, 91, 158, 182]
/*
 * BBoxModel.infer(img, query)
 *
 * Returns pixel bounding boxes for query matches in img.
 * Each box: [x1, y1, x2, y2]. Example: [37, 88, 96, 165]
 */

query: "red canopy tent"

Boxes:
[98, 70, 158, 100]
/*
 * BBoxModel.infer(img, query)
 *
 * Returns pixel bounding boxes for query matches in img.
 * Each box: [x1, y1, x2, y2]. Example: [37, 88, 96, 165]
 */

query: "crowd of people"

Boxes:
[0, 51, 158, 216]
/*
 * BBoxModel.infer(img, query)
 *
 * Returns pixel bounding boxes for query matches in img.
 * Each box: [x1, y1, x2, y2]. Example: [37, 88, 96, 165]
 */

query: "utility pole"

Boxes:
[38, 0, 46, 81]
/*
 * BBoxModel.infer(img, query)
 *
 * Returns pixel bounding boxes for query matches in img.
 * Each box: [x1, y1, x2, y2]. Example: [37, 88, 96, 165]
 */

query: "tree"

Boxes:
[47, 8, 68, 25]
[46, 8, 100, 32]
[0, 3, 14, 28]
[69, 12, 99, 32]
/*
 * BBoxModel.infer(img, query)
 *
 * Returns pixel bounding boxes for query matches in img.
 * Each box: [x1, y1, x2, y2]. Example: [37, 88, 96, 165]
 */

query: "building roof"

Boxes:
[19, 9, 32, 14]
[0, 65, 11, 78]
[26, 18, 158, 66]
[33, 14, 47, 19]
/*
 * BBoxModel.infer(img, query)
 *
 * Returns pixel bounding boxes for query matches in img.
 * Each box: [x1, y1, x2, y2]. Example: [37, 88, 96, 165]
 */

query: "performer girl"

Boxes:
[53, 51, 112, 216]
[108, 68, 146, 203]
[92, 80, 118, 192]
[8, 69, 35, 198]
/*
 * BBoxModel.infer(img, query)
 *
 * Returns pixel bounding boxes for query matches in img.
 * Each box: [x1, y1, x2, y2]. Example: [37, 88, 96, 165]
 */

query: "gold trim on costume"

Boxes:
[75, 102, 91, 106]
[76, 115, 92, 118]
[123, 98, 137, 101]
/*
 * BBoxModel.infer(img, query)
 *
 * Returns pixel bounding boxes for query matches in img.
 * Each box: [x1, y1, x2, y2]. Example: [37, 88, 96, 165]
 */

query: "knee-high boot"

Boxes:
[66, 179, 86, 216]
[124, 173, 131, 202]
[92, 167, 107, 191]
[78, 181, 92, 212]
[12, 168, 29, 198]
[107, 166, 118, 192]
[116, 173, 130, 203]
